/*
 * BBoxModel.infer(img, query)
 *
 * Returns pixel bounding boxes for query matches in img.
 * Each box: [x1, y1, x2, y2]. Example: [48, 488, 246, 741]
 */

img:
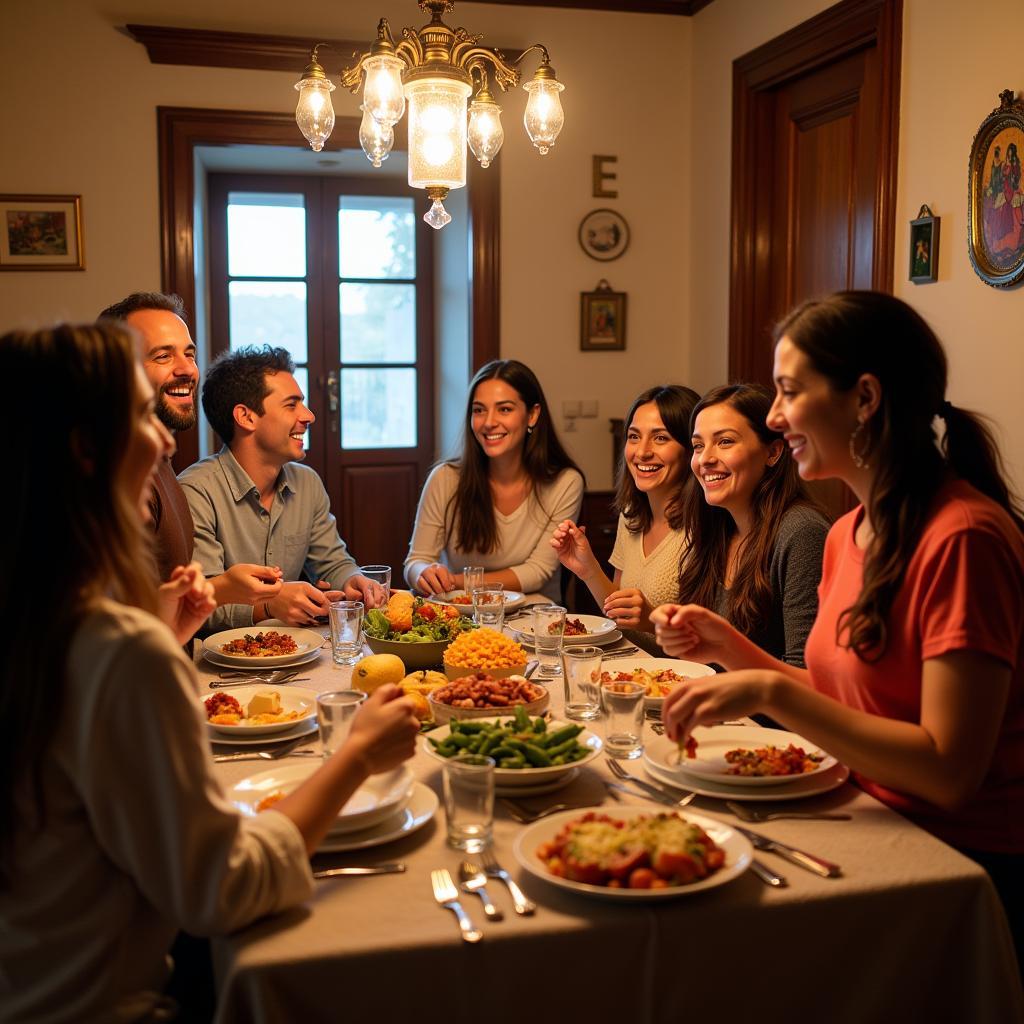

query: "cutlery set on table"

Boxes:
[431, 851, 536, 942]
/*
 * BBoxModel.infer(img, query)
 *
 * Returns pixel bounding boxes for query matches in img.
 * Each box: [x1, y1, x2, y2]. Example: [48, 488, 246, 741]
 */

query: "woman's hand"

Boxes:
[344, 685, 421, 774]
[602, 588, 651, 629]
[662, 670, 779, 743]
[649, 604, 743, 664]
[550, 519, 600, 580]
[416, 562, 456, 595]
[158, 562, 217, 644]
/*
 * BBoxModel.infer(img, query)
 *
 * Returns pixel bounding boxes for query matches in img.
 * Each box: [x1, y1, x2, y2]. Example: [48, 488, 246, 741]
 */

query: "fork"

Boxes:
[430, 869, 483, 943]
[499, 798, 598, 824]
[606, 756, 696, 807]
[725, 800, 852, 823]
[479, 849, 536, 916]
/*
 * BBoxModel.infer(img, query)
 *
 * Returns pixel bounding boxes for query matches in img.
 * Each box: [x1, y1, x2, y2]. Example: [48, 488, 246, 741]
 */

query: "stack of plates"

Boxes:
[509, 613, 621, 648]
[230, 764, 438, 852]
[202, 627, 325, 670]
[433, 590, 526, 615]
[643, 725, 849, 802]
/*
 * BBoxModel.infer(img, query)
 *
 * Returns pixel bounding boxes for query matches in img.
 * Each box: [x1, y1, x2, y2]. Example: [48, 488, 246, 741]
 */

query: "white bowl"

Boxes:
[422, 717, 601, 787]
[427, 678, 548, 725]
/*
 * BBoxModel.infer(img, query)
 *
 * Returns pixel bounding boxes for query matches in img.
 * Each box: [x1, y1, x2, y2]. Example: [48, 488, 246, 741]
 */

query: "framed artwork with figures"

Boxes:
[0, 194, 84, 271]
[967, 90, 1024, 288]
[580, 280, 626, 351]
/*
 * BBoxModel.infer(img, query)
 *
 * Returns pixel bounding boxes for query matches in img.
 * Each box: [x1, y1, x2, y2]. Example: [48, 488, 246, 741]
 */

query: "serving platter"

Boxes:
[591, 657, 716, 709]
[202, 627, 325, 668]
[200, 685, 318, 737]
[513, 806, 752, 901]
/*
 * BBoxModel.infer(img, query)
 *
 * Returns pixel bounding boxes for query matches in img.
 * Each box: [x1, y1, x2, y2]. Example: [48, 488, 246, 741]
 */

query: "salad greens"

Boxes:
[363, 600, 477, 644]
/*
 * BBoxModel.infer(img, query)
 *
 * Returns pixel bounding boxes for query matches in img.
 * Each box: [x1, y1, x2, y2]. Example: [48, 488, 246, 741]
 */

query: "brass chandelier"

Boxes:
[293, 0, 566, 229]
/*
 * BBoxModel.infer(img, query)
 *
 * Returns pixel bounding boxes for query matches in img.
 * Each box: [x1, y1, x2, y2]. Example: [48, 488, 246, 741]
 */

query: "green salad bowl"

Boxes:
[364, 633, 451, 671]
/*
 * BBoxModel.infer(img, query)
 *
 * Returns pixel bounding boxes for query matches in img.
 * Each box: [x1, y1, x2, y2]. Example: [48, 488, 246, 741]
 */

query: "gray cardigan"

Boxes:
[713, 503, 830, 667]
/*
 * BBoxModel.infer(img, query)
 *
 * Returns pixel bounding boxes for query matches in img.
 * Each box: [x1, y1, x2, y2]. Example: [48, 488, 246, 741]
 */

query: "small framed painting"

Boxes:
[967, 89, 1024, 288]
[580, 279, 626, 351]
[578, 208, 629, 262]
[909, 205, 939, 284]
[0, 194, 84, 271]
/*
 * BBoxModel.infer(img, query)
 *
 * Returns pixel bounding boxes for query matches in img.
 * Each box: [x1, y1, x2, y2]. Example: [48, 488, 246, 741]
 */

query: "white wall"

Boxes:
[0, 0, 693, 490]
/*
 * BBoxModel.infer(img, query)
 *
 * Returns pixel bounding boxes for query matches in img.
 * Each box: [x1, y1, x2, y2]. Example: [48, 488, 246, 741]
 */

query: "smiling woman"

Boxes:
[675, 383, 829, 667]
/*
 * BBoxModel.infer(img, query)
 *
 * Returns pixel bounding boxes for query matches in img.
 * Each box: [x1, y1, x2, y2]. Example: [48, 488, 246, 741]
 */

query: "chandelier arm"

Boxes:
[339, 53, 372, 92]
[399, 27, 425, 65]
[509, 43, 551, 69]
[455, 47, 519, 92]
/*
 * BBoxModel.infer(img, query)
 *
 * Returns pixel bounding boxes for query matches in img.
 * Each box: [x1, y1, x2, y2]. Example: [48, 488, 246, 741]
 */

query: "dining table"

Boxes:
[198, 619, 1024, 1024]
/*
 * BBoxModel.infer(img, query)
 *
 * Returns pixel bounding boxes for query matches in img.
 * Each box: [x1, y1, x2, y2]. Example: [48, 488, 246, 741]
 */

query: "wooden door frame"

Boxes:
[157, 105, 500, 468]
[728, 0, 902, 381]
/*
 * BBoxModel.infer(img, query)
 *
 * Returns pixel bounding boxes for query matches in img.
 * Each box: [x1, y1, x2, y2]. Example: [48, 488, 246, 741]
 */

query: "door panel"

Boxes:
[730, 0, 902, 518]
[338, 464, 420, 577]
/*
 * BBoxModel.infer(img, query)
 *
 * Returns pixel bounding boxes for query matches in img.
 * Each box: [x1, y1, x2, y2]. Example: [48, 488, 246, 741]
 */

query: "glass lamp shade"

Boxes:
[294, 76, 337, 152]
[406, 78, 472, 191]
[468, 97, 504, 169]
[363, 53, 406, 127]
[359, 105, 394, 168]
[523, 77, 565, 155]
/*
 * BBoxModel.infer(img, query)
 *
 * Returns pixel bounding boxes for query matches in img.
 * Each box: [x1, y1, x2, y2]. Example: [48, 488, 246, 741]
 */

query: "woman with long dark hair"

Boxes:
[405, 359, 583, 602]
[551, 385, 699, 630]
[654, 292, 1024, 957]
[675, 383, 829, 665]
[0, 323, 420, 1022]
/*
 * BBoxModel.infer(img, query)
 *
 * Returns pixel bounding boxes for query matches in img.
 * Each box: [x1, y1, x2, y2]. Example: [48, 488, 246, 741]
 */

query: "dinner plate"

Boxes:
[511, 627, 624, 650]
[317, 783, 438, 852]
[200, 686, 318, 737]
[592, 657, 716, 708]
[512, 806, 752, 901]
[510, 613, 617, 646]
[422, 718, 602, 788]
[202, 645, 324, 671]
[643, 739, 850, 802]
[230, 763, 415, 834]
[202, 627, 325, 667]
[647, 725, 838, 786]
[433, 589, 526, 614]
[209, 715, 319, 747]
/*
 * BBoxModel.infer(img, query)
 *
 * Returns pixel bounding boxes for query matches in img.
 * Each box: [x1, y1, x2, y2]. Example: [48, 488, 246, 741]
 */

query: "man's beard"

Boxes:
[157, 384, 197, 433]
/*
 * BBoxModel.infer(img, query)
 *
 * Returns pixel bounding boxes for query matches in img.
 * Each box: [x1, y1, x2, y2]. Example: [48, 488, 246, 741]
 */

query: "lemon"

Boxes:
[352, 653, 406, 694]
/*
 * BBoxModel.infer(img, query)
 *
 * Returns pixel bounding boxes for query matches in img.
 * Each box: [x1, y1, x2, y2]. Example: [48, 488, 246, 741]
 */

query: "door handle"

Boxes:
[326, 371, 339, 426]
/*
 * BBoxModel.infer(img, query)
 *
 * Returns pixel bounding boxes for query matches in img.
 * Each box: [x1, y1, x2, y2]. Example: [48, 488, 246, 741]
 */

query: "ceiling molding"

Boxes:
[125, 25, 366, 74]
[469, 0, 714, 13]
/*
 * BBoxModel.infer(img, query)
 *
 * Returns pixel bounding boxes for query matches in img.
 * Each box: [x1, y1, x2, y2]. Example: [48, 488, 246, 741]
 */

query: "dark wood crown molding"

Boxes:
[471, 0, 713, 12]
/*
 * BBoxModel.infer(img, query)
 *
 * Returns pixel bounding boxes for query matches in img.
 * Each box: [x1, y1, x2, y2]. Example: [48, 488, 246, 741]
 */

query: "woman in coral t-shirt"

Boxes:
[652, 292, 1024, 961]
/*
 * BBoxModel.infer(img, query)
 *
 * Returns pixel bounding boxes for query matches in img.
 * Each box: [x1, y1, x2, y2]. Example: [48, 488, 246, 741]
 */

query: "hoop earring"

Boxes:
[849, 421, 871, 470]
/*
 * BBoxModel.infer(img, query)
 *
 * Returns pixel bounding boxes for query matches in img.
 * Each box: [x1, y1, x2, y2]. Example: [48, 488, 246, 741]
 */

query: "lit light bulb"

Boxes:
[363, 53, 405, 126]
[468, 95, 504, 168]
[359, 104, 394, 168]
[406, 78, 471, 194]
[523, 75, 565, 155]
[294, 75, 336, 152]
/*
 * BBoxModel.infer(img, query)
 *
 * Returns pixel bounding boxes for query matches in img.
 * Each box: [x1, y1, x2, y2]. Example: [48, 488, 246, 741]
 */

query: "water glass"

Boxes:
[317, 690, 367, 761]
[328, 600, 364, 665]
[359, 564, 392, 608]
[562, 645, 602, 721]
[472, 584, 505, 630]
[442, 753, 495, 852]
[532, 604, 566, 678]
[601, 680, 645, 759]
[462, 566, 485, 599]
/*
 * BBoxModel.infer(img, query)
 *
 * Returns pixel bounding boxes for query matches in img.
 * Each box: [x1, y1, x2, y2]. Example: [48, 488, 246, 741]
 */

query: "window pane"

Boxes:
[229, 281, 308, 365]
[339, 283, 415, 363]
[339, 196, 415, 279]
[228, 193, 306, 277]
[293, 365, 310, 452]
[341, 368, 416, 449]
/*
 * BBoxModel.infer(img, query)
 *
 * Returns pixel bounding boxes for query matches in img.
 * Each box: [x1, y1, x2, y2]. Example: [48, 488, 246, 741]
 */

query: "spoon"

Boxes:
[458, 861, 503, 920]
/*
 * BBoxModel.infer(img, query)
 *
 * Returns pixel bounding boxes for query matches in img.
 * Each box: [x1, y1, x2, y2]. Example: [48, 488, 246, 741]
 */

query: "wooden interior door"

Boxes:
[729, 0, 901, 517]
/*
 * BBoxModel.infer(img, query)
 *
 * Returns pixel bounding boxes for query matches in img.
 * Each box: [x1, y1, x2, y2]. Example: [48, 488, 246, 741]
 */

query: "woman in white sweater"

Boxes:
[405, 359, 584, 603]
[551, 385, 699, 630]
[0, 323, 419, 1023]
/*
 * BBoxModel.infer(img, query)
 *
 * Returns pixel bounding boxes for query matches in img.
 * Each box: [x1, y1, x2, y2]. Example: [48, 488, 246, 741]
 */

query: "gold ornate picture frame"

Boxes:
[967, 90, 1024, 288]
[580, 279, 626, 351]
[0, 194, 84, 271]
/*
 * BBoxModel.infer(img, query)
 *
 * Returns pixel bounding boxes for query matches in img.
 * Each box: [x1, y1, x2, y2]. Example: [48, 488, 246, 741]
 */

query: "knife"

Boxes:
[313, 863, 406, 879]
[732, 824, 842, 878]
[213, 736, 310, 762]
[605, 780, 690, 809]
[749, 858, 788, 887]
[605, 770, 695, 807]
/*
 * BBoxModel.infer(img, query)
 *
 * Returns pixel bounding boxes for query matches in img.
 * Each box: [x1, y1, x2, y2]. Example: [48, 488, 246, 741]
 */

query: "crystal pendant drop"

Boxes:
[423, 198, 451, 230]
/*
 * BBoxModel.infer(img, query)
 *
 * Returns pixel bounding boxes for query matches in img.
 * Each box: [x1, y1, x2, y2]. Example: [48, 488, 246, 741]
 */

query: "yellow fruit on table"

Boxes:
[402, 690, 432, 721]
[352, 653, 406, 693]
[400, 669, 447, 693]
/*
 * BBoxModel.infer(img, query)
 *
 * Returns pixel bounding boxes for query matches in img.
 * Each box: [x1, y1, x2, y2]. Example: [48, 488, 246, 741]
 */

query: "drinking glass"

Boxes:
[472, 584, 505, 630]
[328, 600, 364, 665]
[442, 753, 495, 852]
[532, 604, 566, 678]
[359, 564, 392, 608]
[317, 690, 367, 761]
[562, 645, 602, 721]
[462, 566, 485, 600]
[601, 680, 645, 759]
